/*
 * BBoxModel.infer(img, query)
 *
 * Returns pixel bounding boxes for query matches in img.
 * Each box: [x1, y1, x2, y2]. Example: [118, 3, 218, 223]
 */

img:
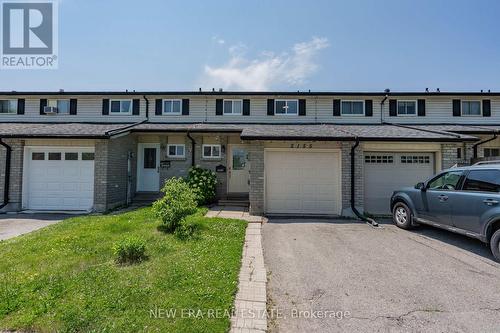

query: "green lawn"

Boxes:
[0, 207, 247, 333]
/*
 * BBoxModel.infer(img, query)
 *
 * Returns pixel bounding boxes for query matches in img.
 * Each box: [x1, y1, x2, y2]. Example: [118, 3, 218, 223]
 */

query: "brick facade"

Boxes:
[341, 142, 364, 217]
[441, 142, 474, 169]
[247, 141, 264, 215]
[0, 139, 24, 211]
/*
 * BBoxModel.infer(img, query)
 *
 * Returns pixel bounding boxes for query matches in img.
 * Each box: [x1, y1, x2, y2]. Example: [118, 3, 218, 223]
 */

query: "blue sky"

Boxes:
[2, 0, 500, 92]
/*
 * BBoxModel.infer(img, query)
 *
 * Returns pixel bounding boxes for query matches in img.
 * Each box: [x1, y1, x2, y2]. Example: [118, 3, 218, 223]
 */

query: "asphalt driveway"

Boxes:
[0, 214, 70, 240]
[263, 219, 500, 333]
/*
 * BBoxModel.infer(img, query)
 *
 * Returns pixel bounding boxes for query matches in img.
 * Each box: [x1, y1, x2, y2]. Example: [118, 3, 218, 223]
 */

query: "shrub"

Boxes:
[153, 177, 197, 232]
[187, 166, 218, 205]
[113, 237, 146, 264]
[174, 220, 200, 241]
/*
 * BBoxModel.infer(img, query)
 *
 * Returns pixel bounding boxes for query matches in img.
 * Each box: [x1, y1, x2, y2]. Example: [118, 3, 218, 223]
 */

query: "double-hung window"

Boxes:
[167, 144, 185, 158]
[0, 100, 17, 114]
[110, 100, 132, 115]
[202, 144, 221, 159]
[275, 100, 298, 115]
[341, 101, 364, 115]
[223, 100, 243, 115]
[397, 101, 416, 116]
[163, 99, 182, 115]
[462, 101, 481, 116]
[48, 99, 70, 114]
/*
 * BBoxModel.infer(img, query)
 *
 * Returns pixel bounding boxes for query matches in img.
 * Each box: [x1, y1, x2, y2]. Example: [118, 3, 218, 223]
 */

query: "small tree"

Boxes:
[186, 166, 218, 205]
[152, 177, 197, 232]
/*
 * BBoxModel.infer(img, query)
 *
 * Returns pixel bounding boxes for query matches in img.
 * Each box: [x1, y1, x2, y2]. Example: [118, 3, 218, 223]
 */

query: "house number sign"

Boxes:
[290, 143, 313, 149]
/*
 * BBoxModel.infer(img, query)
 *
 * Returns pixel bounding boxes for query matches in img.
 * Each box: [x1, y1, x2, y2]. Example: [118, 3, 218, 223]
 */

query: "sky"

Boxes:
[1, 0, 500, 92]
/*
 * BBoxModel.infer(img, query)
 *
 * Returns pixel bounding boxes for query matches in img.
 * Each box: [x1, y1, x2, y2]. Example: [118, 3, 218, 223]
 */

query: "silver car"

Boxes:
[390, 162, 500, 262]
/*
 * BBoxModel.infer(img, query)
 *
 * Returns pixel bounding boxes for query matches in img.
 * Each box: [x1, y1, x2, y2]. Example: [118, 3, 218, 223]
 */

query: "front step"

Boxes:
[133, 192, 161, 205]
[217, 199, 250, 207]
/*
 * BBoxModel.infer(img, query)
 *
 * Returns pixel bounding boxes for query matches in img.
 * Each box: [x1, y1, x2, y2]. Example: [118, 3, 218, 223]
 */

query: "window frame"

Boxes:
[397, 100, 417, 116]
[484, 148, 500, 158]
[167, 144, 186, 158]
[461, 100, 482, 117]
[109, 99, 133, 115]
[162, 99, 182, 115]
[223, 99, 243, 115]
[48, 99, 71, 115]
[275, 99, 299, 116]
[202, 144, 222, 159]
[0, 99, 18, 114]
[462, 169, 500, 193]
[426, 170, 465, 191]
[341, 100, 365, 116]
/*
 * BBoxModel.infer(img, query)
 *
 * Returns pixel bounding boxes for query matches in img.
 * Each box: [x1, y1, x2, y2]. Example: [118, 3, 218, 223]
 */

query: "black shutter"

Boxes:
[298, 99, 306, 116]
[155, 99, 162, 115]
[365, 100, 373, 117]
[70, 99, 77, 115]
[17, 99, 25, 115]
[215, 99, 223, 116]
[102, 99, 109, 115]
[483, 100, 491, 117]
[333, 99, 341, 116]
[40, 99, 47, 115]
[389, 99, 397, 117]
[132, 99, 140, 115]
[453, 99, 461, 117]
[182, 99, 189, 115]
[243, 99, 250, 116]
[267, 99, 275, 116]
[417, 99, 426, 117]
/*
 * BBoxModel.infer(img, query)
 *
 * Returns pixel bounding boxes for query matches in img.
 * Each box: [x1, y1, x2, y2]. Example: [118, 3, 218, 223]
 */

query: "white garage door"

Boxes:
[265, 150, 341, 215]
[364, 152, 435, 215]
[24, 148, 95, 211]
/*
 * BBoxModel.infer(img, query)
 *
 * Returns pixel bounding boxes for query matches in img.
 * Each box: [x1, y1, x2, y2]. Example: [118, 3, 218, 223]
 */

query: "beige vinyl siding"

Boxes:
[0, 95, 146, 123]
[383, 96, 500, 124]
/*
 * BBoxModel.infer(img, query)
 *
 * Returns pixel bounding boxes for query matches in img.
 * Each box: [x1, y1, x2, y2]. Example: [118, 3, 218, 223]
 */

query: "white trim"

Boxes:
[202, 144, 222, 159]
[340, 100, 365, 116]
[162, 99, 183, 115]
[167, 144, 186, 158]
[274, 99, 299, 115]
[396, 100, 417, 116]
[461, 100, 482, 117]
[223, 99, 243, 115]
[109, 99, 133, 115]
[0, 99, 18, 114]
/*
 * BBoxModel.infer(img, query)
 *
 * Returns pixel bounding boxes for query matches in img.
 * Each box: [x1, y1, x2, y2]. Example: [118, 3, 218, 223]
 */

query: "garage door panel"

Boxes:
[26, 148, 94, 211]
[364, 152, 434, 215]
[266, 150, 341, 215]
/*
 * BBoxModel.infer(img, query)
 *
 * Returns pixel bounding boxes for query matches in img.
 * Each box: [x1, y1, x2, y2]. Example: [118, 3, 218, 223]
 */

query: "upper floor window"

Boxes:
[223, 100, 243, 115]
[275, 100, 298, 115]
[163, 99, 182, 115]
[48, 99, 70, 114]
[341, 101, 364, 115]
[110, 100, 132, 115]
[0, 99, 17, 114]
[397, 101, 416, 116]
[462, 101, 481, 116]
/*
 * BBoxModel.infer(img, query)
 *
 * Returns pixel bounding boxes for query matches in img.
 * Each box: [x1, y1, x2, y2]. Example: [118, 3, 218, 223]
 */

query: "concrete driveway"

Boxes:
[0, 214, 70, 240]
[263, 219, 500, 333]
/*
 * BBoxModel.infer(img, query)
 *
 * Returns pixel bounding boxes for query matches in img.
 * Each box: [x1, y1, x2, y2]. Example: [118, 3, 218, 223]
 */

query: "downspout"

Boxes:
[351, 138, 378, 227]
[0, 139, 11, 210]
[187, 132, 196, 167]
[142, 95, 149, 119]
[473, 132, 498, 159]
[380, 94, 388, 124]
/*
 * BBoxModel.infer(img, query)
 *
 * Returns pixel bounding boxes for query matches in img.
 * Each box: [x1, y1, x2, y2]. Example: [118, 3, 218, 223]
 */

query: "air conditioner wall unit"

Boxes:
[44, 106, 58, 114]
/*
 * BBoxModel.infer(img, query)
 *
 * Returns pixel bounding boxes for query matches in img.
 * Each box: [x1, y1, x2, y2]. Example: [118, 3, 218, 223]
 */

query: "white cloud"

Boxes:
[200, 37, 329, 90]
[212, 36, 226, 45]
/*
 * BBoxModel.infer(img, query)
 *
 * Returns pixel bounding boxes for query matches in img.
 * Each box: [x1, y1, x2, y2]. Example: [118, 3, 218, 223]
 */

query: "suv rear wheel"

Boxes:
[392, 202, 414, 230]
[490, 229, 500, 262]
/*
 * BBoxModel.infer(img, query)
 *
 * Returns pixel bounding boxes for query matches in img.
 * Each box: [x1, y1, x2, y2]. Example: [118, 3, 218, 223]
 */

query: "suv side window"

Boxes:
[463, 170, 500, 193]
[427, 171, 463, 190]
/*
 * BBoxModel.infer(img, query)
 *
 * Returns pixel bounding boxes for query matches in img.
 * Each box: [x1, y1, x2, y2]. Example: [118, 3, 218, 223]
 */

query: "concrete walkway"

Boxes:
[0, 213, 69, 240]
[205, 206, 267, 332]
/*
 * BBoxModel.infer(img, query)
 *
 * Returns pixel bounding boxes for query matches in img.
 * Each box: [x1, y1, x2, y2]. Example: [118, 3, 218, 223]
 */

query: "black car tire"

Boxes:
[490, 229, 500, 263]
[392, 202, 414, 230]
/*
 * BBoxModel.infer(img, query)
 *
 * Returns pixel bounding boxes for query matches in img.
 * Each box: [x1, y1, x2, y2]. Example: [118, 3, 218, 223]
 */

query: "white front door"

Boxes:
[228, 145, 250, 193]
[137, 143, 160, 192]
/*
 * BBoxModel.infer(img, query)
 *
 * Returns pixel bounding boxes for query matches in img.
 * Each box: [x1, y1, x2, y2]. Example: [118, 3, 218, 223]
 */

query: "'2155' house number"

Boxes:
[290, 143, 313, 149]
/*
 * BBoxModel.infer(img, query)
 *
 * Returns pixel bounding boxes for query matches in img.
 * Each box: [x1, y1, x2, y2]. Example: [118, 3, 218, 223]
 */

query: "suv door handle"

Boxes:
[483, 199, 499, 206]
[438, 194, 449, 201]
